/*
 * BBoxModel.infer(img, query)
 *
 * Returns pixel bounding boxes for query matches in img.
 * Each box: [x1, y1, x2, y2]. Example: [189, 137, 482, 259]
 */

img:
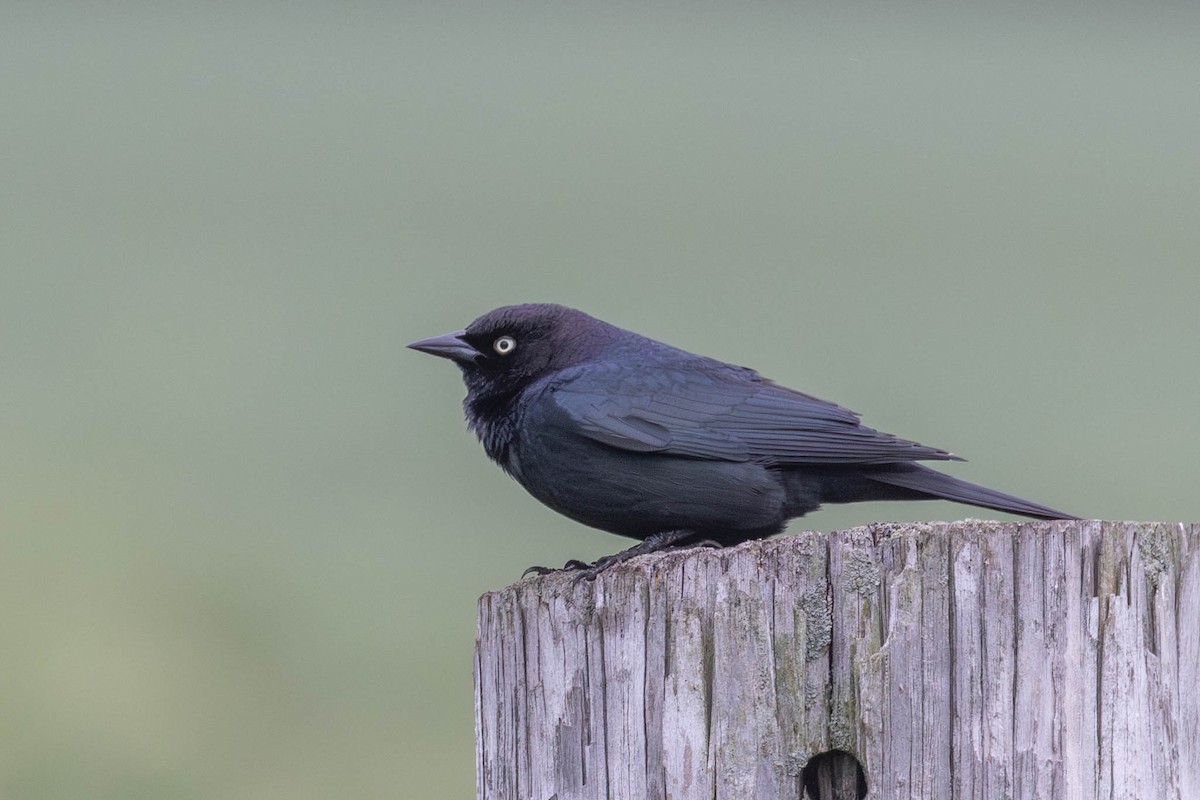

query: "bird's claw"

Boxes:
[525, 556, 622, 583]
[526, 530, 706, 583]
[569, 555, 621, 584]
[522, 558, 599, 578]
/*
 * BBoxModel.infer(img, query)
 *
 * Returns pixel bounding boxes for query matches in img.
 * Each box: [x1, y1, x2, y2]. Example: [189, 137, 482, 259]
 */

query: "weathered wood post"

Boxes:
[475, 521, 1199, 799]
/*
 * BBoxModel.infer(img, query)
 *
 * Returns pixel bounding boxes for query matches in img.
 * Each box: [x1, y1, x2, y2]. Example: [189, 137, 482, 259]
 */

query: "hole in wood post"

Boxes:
[800, 749, 867, 800]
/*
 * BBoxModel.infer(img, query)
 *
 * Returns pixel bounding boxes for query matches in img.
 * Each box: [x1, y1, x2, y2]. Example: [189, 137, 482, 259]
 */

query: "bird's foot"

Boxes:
[568, 529, 698, 583]
[524, 531, 714, 582]
[521, 558, 592, 578]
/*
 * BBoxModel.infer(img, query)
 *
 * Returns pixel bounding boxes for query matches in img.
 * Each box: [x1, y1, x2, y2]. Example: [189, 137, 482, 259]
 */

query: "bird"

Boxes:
[409, 303, 1076, 578]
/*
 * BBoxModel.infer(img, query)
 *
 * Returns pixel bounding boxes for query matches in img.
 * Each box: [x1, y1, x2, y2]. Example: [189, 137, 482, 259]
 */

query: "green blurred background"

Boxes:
[3, 3, 1198, 798]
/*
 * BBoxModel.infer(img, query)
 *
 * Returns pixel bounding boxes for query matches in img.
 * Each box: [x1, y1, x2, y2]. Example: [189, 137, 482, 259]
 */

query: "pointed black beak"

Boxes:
[407, 329, 481, 363]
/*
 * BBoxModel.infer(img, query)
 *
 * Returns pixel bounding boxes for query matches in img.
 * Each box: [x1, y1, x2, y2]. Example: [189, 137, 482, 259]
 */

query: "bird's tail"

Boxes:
[867, 463, 1078, 521]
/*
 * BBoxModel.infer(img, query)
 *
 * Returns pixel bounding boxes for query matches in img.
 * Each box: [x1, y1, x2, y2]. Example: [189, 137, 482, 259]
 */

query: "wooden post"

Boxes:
[475, 521, 1199, 799]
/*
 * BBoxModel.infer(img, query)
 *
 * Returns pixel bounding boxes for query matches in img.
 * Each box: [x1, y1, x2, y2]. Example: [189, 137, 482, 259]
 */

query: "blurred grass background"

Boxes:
[3, 3, 1198, 798]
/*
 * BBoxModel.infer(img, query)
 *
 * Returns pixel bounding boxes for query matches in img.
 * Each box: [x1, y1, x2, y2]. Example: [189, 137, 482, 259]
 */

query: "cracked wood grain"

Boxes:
[474, 521, 1199, 799]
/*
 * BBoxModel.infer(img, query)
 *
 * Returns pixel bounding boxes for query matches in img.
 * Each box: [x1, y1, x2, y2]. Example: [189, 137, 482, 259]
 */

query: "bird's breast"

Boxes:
[465, 389, 525, 470]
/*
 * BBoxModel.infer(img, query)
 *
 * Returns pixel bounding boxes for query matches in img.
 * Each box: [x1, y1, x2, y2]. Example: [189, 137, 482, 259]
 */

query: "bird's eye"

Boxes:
[493, 335, 516, 355]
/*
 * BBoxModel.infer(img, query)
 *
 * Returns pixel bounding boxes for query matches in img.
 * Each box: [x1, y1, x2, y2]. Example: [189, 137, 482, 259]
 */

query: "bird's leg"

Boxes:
[523, 530, 714, 581]
[569, 529, 699, 583]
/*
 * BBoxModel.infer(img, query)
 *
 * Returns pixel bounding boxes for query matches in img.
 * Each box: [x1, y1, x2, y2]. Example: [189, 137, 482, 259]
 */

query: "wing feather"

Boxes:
[550, 363, 959, 465]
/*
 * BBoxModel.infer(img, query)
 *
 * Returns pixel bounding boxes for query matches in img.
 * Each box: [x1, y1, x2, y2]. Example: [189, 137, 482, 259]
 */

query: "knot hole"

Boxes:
[800, 749, 867, 800]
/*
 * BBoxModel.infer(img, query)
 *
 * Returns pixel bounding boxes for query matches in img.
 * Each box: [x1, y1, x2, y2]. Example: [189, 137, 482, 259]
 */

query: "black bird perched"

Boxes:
[410, 304, 1076, 577]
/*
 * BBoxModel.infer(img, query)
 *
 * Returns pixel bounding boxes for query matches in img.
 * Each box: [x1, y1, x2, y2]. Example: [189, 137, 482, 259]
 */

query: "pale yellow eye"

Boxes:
[493, 335, 516, 355]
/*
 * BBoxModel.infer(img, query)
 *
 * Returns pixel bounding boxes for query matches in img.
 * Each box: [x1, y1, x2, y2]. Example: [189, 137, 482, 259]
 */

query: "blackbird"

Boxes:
[410, 304, 1075, 577]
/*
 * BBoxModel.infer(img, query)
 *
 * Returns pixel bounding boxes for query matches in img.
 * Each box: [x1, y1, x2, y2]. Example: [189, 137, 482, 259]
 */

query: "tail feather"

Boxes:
[868, 463, 1078, 521]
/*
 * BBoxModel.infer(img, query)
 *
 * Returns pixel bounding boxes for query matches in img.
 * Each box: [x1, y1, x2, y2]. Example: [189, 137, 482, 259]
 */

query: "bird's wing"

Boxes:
[549, 364, 960, 465]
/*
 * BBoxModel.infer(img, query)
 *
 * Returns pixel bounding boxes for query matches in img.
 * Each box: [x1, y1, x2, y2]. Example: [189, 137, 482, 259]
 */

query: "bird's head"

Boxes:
[408, 303, 617, 401]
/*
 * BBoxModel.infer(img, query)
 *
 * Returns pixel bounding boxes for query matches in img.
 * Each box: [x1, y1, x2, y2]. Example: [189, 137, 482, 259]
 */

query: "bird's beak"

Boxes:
[407, 329, 480, 363]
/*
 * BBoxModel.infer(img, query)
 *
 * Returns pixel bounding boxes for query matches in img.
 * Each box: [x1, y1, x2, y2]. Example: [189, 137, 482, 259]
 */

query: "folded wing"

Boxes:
[550, 363, 961, 466]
